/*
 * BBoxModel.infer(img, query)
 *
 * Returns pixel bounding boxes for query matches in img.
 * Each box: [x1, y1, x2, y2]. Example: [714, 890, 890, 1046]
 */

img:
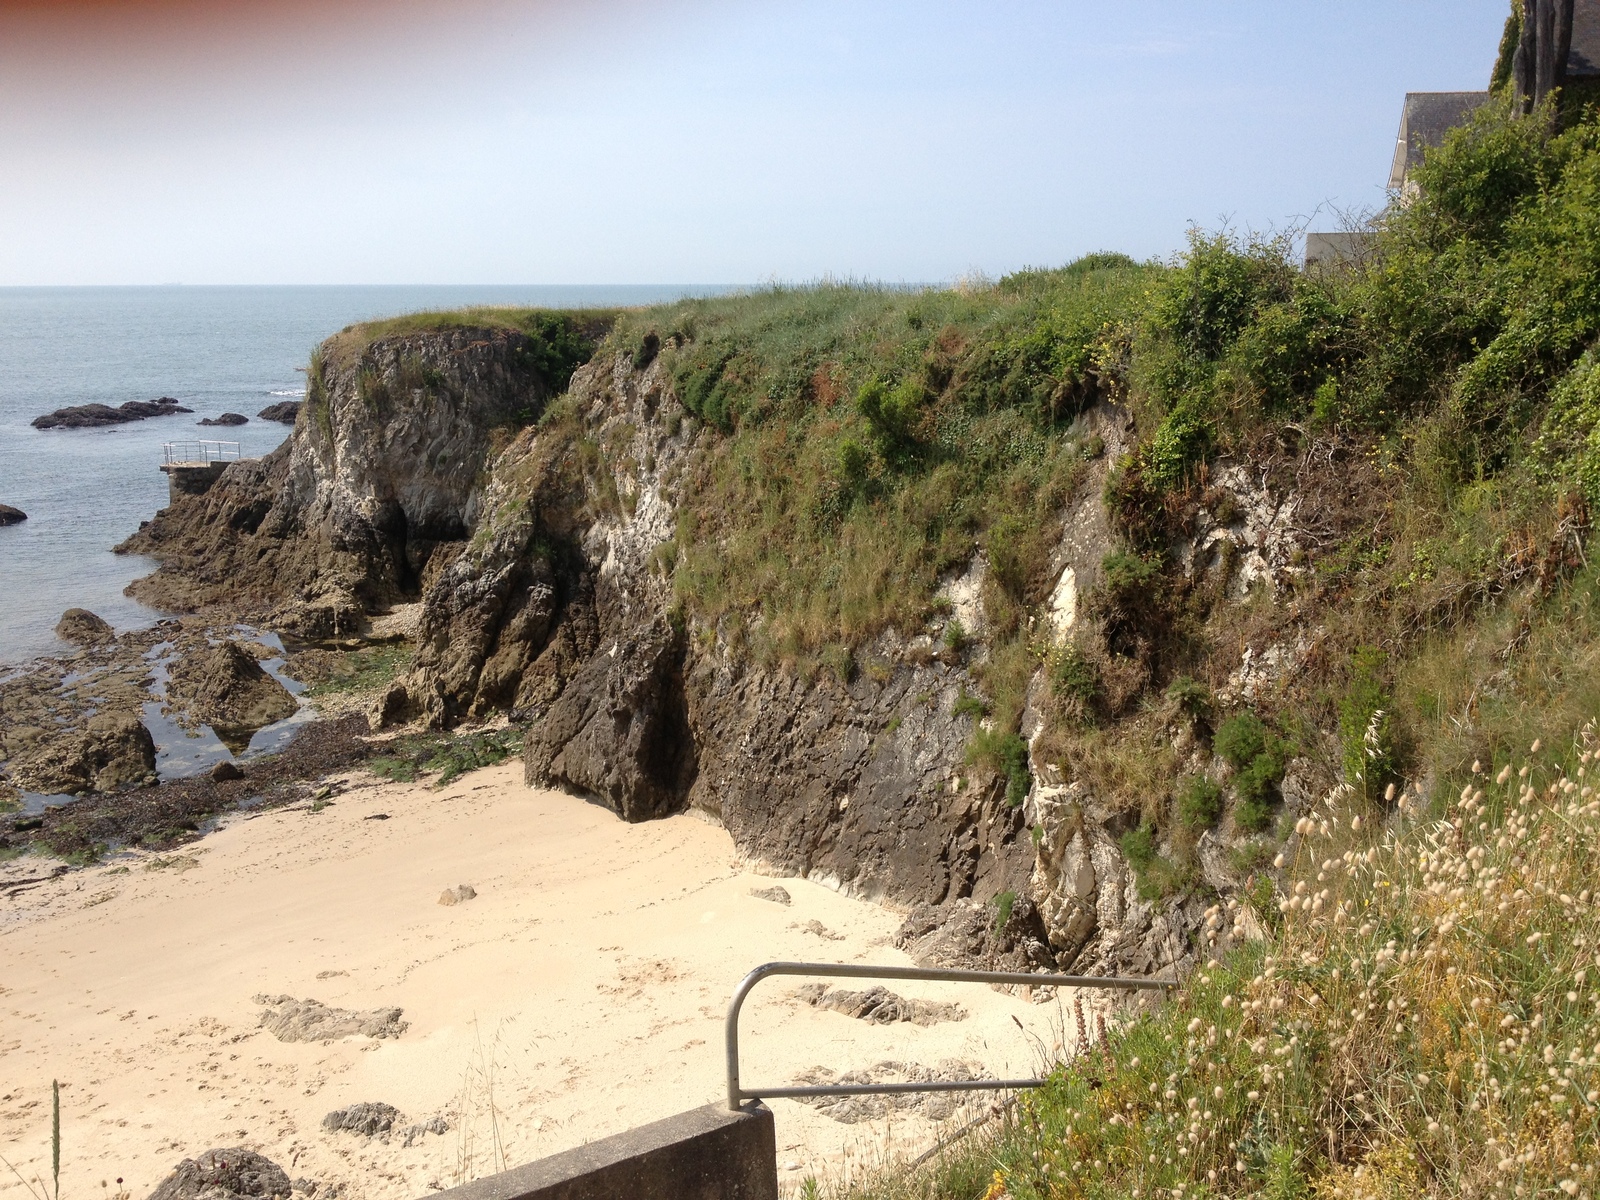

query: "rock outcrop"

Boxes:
[0, 504, 26, 525]
[108, 322, 1225, 978]
[166, 641, 297, 733]
[257, 401, 302, 423]
[117, 324, 572, 617]
[146, 1148, 289, 1200]
[55, 607, 115, 645]
[199, 412, 249, 426]
[33, 397, 190, 429]
[7, 710, 155, 795]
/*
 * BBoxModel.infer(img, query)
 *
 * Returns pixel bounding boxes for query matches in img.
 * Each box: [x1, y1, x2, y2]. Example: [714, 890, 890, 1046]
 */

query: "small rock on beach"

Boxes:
[253, 994, 407, 1042]
[0, 504, 26, 525]
[321, 1101, 399, 1137]
[437, 883, 477, 905]
[751, 884, 792, 905]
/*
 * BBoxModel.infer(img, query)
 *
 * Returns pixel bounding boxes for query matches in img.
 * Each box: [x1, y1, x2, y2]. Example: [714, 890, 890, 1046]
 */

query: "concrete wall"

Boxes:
[425, 1103, 778, 1200]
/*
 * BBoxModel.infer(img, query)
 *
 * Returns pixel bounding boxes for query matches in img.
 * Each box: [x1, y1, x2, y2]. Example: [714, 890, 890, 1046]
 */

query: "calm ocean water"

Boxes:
[0, 285, 726, 666]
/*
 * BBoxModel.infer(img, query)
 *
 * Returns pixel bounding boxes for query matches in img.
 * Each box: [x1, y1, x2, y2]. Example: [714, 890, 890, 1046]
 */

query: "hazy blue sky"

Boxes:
[0, 0, 1509, 285]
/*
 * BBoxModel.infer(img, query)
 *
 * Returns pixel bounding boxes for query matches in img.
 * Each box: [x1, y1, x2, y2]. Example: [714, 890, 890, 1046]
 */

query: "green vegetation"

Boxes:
[366, 727, 523, 788]
[302, 642, 413, 699]
[992, 889, 1017, 933]
[796, 82, 1600, 1200]
[1176, 772, 1224, 831]
[832, 730, 1600, 1200]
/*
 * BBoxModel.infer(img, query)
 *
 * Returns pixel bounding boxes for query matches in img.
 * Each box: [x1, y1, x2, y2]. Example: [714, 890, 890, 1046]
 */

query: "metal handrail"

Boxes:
[725, 961, 1174, 1110]
[162, 440, 241, 466]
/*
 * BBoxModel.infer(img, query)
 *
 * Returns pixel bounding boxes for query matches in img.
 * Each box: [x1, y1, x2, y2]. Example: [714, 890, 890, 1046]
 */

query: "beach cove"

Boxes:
[0, 761, 1068, 1199]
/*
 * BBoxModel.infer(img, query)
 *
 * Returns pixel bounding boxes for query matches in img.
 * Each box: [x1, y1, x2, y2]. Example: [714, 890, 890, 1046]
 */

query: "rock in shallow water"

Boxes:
[0, 504, 26, 525]
[146, 1148, 289, 1200]
[199, 412, 249, 426]
[167, 641, 297, 733]
[32, 397, 190, 430]
[256, 401, 301, 423]
[55, 608, 114, 645]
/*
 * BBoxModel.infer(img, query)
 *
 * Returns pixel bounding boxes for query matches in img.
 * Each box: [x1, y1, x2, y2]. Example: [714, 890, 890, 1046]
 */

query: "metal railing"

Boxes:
[725, 961, 1175, 1110]
[162, 440, 241, 466]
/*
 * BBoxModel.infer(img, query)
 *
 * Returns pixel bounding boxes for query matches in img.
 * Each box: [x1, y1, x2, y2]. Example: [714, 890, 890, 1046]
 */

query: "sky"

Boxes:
[0, 0, 1511, 286]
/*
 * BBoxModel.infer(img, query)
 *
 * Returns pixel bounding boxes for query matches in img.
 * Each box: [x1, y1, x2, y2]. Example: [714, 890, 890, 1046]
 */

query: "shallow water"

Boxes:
[0, 284, 728, 666]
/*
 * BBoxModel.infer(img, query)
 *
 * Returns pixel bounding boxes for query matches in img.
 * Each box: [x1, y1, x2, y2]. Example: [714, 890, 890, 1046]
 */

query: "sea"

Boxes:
[0, 285, 727, 668]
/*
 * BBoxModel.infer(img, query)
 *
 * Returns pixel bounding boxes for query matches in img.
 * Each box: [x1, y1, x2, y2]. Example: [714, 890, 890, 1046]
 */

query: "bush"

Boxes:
[967, 727, 1031, 808]
[1214, 711, 1269, 770]
[1119, 822, 1157, 869]
[1165, 675, 1212, 721]
[1049, 643, 1099, 715]
[1176, 773, 1224, 831]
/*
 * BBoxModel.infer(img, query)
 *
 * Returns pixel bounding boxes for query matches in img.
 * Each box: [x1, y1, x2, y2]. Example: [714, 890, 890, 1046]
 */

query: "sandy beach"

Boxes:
[1, 763, 1073, 1199]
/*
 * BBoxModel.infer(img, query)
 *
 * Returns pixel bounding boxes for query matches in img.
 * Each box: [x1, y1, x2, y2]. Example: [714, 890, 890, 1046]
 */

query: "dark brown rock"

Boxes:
[8, 710, 156, 794]
[198, 413, 249, 426]
[167, 641, 297, 732]
[210, 760, 244, 782]
[55, 608, 115, 645]
[256, 401, 302, 423]
[146, 1148, 289, 1200]
[33, 397, 190, 430]
[0, 504, 25, 525]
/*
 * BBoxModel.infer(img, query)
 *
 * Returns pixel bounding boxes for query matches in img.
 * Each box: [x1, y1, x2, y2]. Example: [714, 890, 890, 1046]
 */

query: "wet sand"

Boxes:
[0, 762, 1069, 1198]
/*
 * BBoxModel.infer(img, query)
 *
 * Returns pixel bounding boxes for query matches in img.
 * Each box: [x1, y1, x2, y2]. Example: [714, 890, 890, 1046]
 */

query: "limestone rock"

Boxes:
[56, 608, 115, 645]
[437, 884, 475, 905]
[118, 325, 578, 616]
[146, 1148, 290, 1200]
[0, 504, 26, 525]
[750, 885, 791, 905]
[321, 1102, 399, 1137]
[167, 641, 297, 733]
[253, 994, 407, 1042]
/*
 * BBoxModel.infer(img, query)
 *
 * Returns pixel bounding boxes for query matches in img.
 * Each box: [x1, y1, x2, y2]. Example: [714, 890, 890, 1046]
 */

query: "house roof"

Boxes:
[1387, 91, 1491, 190]
[1573, 0, 1600, 75]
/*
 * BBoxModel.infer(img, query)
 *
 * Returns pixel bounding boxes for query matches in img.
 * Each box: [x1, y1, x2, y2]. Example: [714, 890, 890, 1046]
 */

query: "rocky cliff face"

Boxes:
[119, 325, 559, 635]
[125, 323, 1295, 980]
[382, 349, 1243, 976]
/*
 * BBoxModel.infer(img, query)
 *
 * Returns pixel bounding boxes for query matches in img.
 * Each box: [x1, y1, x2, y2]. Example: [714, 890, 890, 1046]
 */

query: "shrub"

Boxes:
[1049, 643, 1099, 715]
[1176, 773, 1224, 831]
[1102, 548, 1161, 600]
[967, 727, 1031, 808]
[1165, 675, 1211, 721]
[1119, 822, 1157, 869]
[1214, 711, 1269, 770]
[943, 617, 969, 653]
[992, 889, 1017, 932]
